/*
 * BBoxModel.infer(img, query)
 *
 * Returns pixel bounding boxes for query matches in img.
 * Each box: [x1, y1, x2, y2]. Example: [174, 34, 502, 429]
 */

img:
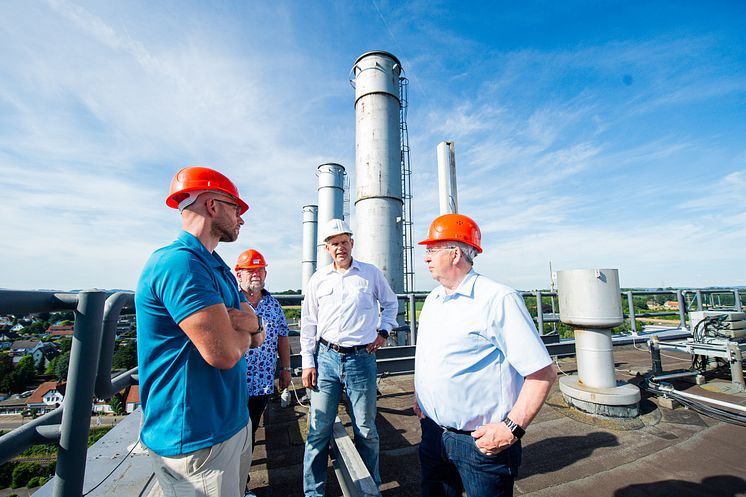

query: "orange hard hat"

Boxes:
[235, 249, 268, 271]
[419, 213, 483, 253]
[166, 166, 249, 214]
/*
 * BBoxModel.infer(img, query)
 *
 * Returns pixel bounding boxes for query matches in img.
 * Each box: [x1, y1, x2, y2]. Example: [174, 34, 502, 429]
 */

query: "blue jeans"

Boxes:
[419, 416, 521, 497]
[303, 343, 379, 496]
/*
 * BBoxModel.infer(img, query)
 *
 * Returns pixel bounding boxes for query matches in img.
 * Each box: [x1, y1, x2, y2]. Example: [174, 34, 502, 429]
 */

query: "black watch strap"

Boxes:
[502, 417, 525, 439]
[377, 329, 389, 339]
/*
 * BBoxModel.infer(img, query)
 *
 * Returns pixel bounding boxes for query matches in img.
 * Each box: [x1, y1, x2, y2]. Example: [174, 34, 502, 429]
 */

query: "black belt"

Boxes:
[444, 426, 473, 436]
[423, 416, 473, 435]
[319, 337, 368, 354]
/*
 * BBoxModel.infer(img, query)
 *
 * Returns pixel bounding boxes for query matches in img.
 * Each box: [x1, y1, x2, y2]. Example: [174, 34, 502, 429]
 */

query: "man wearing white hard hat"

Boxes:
[300, 218, 398, 496]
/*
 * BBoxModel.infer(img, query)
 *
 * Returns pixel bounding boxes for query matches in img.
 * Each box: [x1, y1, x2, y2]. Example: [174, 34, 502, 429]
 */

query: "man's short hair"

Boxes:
[454, 241, 477, 265]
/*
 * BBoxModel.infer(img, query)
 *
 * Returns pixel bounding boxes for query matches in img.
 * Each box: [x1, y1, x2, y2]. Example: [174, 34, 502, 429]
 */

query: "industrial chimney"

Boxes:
[350, 51, 405, 295]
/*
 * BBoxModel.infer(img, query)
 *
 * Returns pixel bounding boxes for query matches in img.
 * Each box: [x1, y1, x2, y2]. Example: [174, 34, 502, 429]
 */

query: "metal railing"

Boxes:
[0, 290, 136, 497]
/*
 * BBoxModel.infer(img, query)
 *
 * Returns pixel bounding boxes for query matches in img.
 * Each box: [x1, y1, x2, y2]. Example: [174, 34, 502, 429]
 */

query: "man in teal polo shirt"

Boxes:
[136, 166, 266, 497]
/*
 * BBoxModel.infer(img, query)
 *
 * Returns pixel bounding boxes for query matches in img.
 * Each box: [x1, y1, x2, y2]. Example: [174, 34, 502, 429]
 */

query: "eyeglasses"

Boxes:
[213, 199, 242, 216]
[424, 246, 457, 254]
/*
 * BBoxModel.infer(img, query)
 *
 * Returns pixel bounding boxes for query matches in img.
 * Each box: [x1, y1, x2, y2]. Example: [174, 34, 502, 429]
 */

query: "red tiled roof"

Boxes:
[26, 381, 61, 404]
[48, 325, 74, 336]
[125, 385, 139, 404]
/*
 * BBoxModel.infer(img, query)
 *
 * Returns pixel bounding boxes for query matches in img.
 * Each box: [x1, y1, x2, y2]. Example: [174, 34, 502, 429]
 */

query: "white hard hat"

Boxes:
[323, 218, 353, 241]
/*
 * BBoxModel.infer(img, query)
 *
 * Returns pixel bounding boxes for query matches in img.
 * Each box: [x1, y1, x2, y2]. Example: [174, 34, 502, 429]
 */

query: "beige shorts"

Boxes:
[148, 420, 252, 497]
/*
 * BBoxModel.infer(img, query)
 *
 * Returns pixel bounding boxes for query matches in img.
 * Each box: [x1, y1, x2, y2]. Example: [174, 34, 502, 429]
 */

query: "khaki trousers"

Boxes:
[148, 420, 252, 497]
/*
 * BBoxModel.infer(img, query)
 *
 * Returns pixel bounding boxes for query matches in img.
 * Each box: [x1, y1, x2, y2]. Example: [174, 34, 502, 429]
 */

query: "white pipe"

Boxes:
[301, 205, 318, 294]
[316, 163, 346, 267]
[658, 384, 746, 413]
[574, 328, 617, 389]
[436, 141, 457, 214]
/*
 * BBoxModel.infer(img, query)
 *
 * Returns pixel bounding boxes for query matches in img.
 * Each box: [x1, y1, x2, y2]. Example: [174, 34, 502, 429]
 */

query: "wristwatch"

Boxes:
[377, 329, 389, 339]
[254, 316, 265, 334]
[502, 417, 525, 439]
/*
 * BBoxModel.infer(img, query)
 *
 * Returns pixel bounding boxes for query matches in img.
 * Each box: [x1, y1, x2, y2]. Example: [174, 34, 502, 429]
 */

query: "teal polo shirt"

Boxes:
[135, 231, 249, 456]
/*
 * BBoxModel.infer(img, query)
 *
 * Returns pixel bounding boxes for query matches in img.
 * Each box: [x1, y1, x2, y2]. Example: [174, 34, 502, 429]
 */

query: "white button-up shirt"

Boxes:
[300, 259, 399, 369]
[415, 269, 552, 431]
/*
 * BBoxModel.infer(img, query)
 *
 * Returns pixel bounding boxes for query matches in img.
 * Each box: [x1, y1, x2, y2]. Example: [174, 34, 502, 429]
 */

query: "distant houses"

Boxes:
[0, 382, 139, 416]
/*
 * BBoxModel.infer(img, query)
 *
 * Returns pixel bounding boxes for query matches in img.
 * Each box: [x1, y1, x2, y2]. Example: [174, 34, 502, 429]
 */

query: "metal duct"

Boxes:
[301, 204, 318, 294]
[351, 51, 404, 294]
[437, 141, 458, 214]
[316, 163, 346, 267]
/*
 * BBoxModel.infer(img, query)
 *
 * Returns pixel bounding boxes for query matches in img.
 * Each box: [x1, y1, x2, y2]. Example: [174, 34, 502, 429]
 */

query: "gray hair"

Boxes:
[453, 241, 477, 265]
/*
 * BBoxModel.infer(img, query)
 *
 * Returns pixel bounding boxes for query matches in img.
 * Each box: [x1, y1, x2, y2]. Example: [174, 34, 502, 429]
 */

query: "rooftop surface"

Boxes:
[32, 340, 746, 497]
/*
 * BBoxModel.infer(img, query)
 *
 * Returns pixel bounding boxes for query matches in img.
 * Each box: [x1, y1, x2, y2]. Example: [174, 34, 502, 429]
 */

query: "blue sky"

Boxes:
[1, 0, 744, 292]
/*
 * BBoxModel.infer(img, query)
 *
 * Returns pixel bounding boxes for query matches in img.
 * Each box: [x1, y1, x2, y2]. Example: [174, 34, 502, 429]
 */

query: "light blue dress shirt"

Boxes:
[415, 269, 552, 431]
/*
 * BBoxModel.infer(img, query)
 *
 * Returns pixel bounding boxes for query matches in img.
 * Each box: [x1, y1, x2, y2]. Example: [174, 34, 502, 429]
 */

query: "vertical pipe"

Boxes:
[696, 290, 703, 311]
[535, 291, 544, 335]
[648, 336, 663, 375]
[734, 289, 743, 311]
[302, 205, 318, 294]
[436, 141, 458, 215]
[574, 328, 617, 389]
[728, 343, 745, 391]
[351, 51, 404, 295]
[53, 290, 106, 497]
[676, 290, 686, 329]
[317, 164, 346, 267]
[627, 291, 637, 335]
[409, 294, 417, 345]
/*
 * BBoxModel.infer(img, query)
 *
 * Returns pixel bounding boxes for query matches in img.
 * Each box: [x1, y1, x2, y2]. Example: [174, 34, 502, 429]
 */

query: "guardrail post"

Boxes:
[695, 290, 703, 311]
[535, 291, 544, 334]
[408, 294, 417, 345]
[734, 289, 743, 312]
[626, 291, 637, 335]
[54, 290, 106, 497]
[676, 290, 686, 329]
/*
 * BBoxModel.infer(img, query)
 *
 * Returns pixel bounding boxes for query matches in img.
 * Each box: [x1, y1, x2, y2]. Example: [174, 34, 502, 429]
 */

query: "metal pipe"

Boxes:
[0, 407, 63, 465]
[54, 290, 106, 497]
[734, 289, 743, 312]
[656, 383, 746, 413]
[627, 291, 637, 334]
[676, 290, 686, 328]
[409, 294, 417, 345]
[302, 204, 318, 294]
[651, 371, 701, 381]
[436, 141, 458, 214]
[95, 292, 135, 399]
[695, 290, 703, 310]
[0, 290, 78, 314]
[728, 343, 745, 391]
[317, 163, 346, 267]
[351, 51, 405, 295]
[574, 328, 617, 389]
[535, 291, 544, 334]
[649, 336, 663, 375]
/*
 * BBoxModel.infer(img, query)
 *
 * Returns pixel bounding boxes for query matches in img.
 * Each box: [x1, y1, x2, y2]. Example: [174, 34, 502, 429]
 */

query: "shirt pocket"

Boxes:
[317, 283, 335, 303]
[348, 280, 373, 310]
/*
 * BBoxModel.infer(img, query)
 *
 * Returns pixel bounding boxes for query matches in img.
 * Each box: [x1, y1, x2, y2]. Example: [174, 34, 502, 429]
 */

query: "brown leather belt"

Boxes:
[319, 337, 368, 354]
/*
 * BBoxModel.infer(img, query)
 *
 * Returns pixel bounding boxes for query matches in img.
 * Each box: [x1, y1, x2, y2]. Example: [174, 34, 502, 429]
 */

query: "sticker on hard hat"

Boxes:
[253, 259, 260, 264]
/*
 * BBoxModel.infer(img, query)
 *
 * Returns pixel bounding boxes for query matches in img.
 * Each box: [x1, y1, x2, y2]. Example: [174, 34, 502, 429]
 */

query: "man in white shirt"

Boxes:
[413, 213, 556, 497]
[300, 218, 398, 497]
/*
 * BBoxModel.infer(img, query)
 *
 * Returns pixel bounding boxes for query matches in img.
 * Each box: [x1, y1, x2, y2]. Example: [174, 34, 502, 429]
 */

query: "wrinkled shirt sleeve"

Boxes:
[375, 267, 399, 332]
[300, 275, 319, 369]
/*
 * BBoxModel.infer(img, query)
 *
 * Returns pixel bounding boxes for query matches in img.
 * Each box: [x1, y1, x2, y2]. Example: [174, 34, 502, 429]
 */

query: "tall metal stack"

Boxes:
[316, 163, 346, 268]
[350, 51, 405, 294]
[301, 204, 318, 294]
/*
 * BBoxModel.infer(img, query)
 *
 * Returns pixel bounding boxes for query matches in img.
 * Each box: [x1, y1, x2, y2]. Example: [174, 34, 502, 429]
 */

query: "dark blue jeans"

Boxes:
[419, 416, 521, 497]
